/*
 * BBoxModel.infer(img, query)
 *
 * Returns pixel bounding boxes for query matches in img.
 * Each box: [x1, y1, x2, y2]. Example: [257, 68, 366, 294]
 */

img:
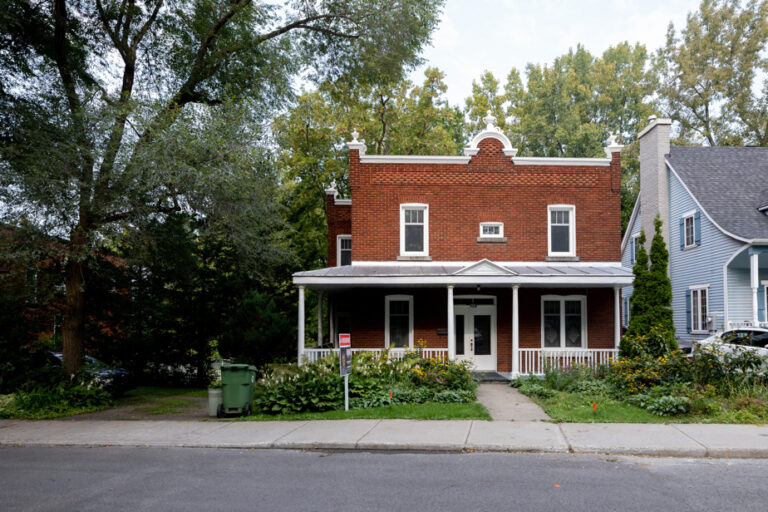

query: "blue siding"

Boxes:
[668, 168, 743, 341]
[620, 202, 642, 327]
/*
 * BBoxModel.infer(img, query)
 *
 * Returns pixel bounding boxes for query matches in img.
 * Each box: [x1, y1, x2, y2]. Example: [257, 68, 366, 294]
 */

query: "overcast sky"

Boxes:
[409, 0, 702, 106]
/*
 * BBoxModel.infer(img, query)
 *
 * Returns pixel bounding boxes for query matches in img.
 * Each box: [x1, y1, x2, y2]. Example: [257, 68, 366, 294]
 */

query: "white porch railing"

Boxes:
[302, 347, 449, 364]
[517, 348, 618, 376]
[728, 321, 768, 329]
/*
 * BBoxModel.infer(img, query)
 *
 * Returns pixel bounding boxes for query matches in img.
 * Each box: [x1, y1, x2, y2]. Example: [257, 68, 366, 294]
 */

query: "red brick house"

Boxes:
[293, 115, 632, 377]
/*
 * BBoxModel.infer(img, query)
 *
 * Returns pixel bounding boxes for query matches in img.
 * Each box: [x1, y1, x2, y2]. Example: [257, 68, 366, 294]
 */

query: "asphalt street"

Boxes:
[2, 446, 768, 512]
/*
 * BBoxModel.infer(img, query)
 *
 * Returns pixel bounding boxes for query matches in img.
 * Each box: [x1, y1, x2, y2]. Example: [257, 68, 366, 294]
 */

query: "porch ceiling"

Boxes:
[293, 262, 634, 291]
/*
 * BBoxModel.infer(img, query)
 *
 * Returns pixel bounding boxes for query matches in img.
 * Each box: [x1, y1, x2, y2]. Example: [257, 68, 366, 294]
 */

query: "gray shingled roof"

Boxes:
[666, 146, 768, 239]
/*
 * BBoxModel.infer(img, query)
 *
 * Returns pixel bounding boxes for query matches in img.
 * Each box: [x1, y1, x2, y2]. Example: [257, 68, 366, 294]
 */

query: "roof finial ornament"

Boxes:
[604, 133, 624, 158]
[483, 110, 496, 131]
[351, 129, 360, 143]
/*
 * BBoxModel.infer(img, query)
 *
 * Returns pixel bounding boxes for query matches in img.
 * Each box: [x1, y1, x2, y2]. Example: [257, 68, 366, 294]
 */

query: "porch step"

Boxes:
[472, 371, 509, 382]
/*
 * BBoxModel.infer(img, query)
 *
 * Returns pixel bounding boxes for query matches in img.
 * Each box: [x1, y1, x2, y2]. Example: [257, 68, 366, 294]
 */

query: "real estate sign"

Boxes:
[339, 333, 351, 376]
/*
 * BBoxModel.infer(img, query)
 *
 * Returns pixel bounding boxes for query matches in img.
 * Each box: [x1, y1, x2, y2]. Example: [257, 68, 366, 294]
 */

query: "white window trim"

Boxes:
[540, 295, 588, 349]
[385, 294, 414, 349]
[689, 284, 710, 334]
[683, 210, 697, 249]
[622, 295, 630, 328]
[547, 204, 576, 257]
[630, 233, 640, 264]
[336, 234, 351, 267]
[479, 222, 504, 238]
[400, 203, 429, 257]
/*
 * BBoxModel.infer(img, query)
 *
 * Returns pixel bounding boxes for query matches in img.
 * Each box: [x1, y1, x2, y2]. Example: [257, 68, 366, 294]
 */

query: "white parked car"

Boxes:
[693, 328, 768, 357]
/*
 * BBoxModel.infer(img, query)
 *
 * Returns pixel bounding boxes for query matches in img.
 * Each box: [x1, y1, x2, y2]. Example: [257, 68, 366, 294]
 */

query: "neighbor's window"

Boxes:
[337, 235, 351, 266]
[690, 286, 709, 333]
[684, 214, 695, 248]
[548, 205, 575, 256]
[631, 233, 640, 264]
[385, 295, 413, 348]
[542, 295, 587, 348]
[480, 222, 504, 238]
[400, 204, 429, 256]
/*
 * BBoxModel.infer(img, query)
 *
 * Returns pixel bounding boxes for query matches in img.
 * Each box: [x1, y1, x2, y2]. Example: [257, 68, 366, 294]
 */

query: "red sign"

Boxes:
[339, 333, 351, 348]
[339, 333, 352, 376]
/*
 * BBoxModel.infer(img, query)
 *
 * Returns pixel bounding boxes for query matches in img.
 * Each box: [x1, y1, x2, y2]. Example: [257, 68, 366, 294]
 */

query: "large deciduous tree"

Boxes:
[656, 0, 768, 145]
[0, 0, 443, 373]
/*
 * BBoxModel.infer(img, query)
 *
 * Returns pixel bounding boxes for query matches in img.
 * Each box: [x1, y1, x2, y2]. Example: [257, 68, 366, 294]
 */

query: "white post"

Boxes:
[447, 285, 455, 359]
[614, 286, 621, 348]
[512, 285, 519, 377]
[317, 291, 323, 348]
[298, 285, 305, 365]
[751, 252, 760, 326]
[329, 297, 334, 348]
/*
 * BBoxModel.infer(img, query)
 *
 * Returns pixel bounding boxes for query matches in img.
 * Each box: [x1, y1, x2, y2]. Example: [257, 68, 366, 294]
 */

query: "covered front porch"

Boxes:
[293, 260, 633, 377]
[725, 246, 768, 329]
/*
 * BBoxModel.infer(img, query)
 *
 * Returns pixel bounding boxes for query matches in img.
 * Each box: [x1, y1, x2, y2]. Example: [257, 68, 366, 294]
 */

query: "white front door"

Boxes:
[455, 303, 497, 371]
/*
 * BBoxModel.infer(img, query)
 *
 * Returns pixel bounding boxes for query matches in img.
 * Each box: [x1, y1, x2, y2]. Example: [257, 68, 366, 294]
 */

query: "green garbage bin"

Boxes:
[218, 363, 257, 417]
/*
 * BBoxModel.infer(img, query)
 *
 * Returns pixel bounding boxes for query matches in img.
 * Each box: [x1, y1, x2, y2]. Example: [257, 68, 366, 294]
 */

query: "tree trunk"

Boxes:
[62, 234, 87, 375]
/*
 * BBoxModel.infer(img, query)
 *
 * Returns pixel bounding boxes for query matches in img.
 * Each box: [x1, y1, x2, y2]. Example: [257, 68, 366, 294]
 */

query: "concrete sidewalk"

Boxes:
[3, 419, 768, 458]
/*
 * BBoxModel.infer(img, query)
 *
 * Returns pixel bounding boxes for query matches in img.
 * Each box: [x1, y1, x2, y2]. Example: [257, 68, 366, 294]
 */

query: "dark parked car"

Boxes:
[49, 352, 133, 395]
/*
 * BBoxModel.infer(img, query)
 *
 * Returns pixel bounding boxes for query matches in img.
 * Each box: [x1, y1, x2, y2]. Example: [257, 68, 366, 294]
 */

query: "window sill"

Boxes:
[397, 255, 432, 261]
[545, 255, 580, 262]
[683, 245, 700, 251]
[477, 237, 507, 243]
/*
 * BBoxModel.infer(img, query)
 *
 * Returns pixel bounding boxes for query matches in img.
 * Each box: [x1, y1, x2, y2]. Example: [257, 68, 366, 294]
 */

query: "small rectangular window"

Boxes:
[685, 215, 695, 248]
[631, 234, 640, 264]
[479, 222, 503, 238]
[337, 235, 351, 266]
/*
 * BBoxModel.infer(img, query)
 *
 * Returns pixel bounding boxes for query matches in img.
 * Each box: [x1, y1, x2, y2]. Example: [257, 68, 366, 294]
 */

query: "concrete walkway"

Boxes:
[476, 383, 550, 421]
[3, 419, 768, 458]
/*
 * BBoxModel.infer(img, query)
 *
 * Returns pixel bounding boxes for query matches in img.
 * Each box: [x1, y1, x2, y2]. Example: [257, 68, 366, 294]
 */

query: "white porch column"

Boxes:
[614, 286, 621, 348]
[329, 297, 335, 348]
[447, 285, 455, 359]
[316, 291, 323, 347]
[751, 252, 760, 325]
[298, 285, 305, 365]
[512, 285, 520, 376]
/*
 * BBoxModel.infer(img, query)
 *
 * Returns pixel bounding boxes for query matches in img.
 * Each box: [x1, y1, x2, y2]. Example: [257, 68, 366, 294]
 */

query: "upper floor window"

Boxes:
[400, 204, 429, 256]
[548, 205, 575, 257]
[630, 233, 640, 264]
[479, 222, 504, 238]
[337, 235, 351, 266]
[680, 210, 701, 249]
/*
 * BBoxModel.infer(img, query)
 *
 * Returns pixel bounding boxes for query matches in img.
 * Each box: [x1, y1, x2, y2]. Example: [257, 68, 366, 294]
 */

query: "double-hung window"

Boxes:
[680, 210, 701, 249]
[630, 233, 640, 264]
[400, 204, 429, 256]
[385, 295, 413, 348]
[542, 295, 587, 348]
[337, 235, 351, 266]
[688, 286, 709, 333]
[548, 205, 575, 257]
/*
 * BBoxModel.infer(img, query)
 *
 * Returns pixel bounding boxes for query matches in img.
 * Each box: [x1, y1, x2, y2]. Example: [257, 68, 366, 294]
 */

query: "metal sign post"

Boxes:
[339, 333, 351, 411]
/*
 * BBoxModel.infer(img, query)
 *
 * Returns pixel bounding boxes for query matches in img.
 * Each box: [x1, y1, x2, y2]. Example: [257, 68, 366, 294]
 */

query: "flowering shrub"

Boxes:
[0, 375, 113, 419]
[254, 349, 478, 414]
[619, 325, 678, 359]
[606, 353, 690, 394]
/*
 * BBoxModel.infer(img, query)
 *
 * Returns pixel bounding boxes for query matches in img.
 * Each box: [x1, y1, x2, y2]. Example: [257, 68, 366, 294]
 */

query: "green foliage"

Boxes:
[656, 0, 768, 146]
[1, 376, 113, 419]
[620, 325, 679, 359]
[518, 381, 556, 399]
[624, 216, 676, 349]
[629, 391, 691, 416]
[254, 352, 477, 415]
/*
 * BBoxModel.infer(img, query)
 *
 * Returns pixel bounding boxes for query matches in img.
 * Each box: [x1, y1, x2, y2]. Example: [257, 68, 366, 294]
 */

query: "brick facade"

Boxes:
[325, 192, 351, 268]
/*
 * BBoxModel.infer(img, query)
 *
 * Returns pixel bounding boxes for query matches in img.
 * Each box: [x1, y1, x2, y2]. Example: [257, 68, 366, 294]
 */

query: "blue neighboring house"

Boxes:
[621, 117, 768, 344]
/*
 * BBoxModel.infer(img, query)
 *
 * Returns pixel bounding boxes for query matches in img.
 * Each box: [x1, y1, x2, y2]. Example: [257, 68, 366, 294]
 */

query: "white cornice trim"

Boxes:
[666, 158, 751, 243]
[359, 155, 471, 164]
[351, 260, 624, 268]
[620, 197, 641, 252]
[512, 156, 612, 167]
[334, 198, 351, 206]
[347, 142, 367, 155]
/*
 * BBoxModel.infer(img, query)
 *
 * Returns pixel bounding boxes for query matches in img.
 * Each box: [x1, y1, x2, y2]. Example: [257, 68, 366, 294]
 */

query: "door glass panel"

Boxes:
[455, 315, 464, 355]
[474, 315, 491, 355]
[389, 300, 409, 348]
[543, 300, 560, 347]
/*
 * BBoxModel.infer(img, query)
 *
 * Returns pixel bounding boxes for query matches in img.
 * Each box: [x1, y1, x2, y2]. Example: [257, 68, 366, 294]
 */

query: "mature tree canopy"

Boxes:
[656, 0, 768, 145]
[0, 0, 444, 373]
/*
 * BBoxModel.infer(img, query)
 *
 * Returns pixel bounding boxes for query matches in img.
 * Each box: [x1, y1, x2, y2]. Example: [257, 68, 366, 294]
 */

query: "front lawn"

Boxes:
[515, 342, 768, 424]
[239, 401, 490, 421]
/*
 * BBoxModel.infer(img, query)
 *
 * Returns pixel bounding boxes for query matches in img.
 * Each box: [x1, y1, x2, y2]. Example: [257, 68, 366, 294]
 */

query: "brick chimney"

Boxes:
[638, 116, 672, 248]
